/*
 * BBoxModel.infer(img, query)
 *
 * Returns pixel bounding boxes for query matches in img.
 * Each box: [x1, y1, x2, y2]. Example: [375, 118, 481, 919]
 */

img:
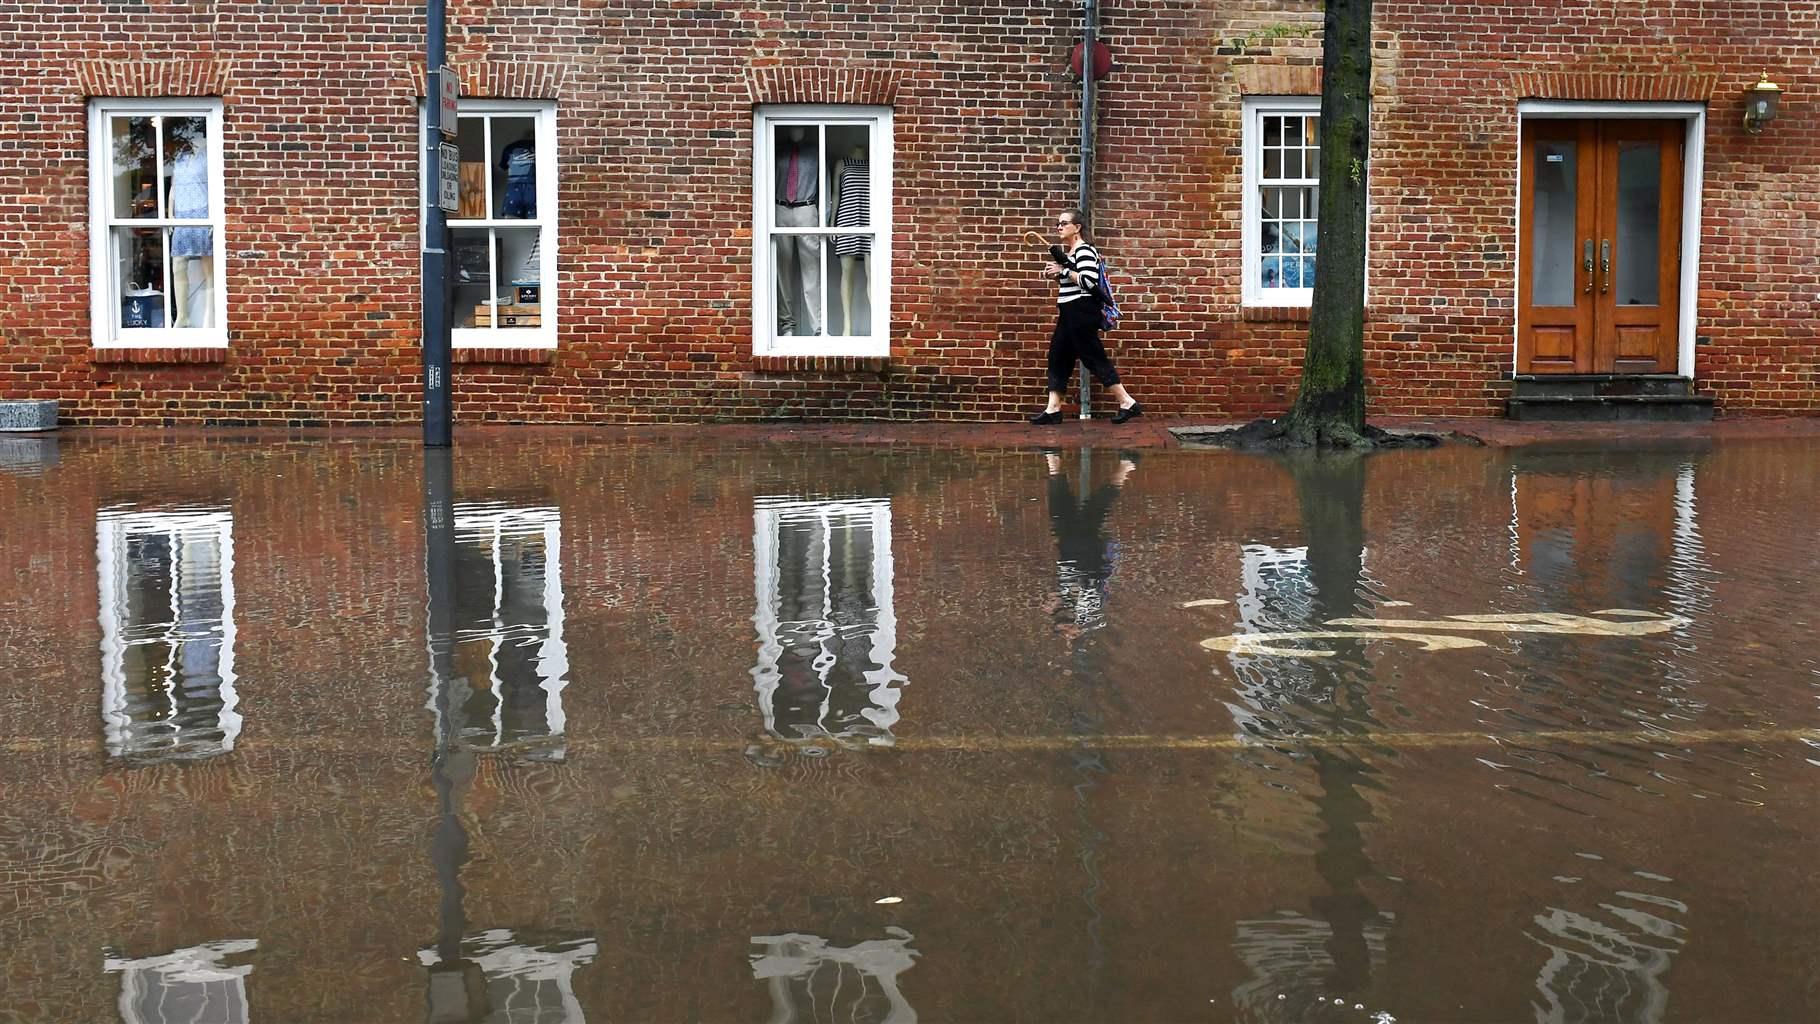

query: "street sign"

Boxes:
[438, 142, 459, 213]
[438, 67, 459, 139]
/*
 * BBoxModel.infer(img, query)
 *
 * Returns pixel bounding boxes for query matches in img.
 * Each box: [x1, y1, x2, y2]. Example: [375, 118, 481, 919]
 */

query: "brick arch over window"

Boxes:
[1510, 71, 1718, 102]
[745, 66, 903, 106]
[77, 59, 233, 98]
[401, 60, 567, 100]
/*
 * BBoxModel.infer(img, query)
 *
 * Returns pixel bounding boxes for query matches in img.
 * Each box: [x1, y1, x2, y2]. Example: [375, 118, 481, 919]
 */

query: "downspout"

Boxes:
[1077, 0, 1098, 419]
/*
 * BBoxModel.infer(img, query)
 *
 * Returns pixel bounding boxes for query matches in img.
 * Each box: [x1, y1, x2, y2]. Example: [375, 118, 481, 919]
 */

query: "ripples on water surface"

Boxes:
[1, 434, 1817, 1022]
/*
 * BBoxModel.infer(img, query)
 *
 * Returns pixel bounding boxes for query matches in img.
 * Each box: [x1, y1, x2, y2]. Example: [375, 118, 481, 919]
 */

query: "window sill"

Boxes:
[1241, 306, 1311, 323]
[752, 355, 892, 374]
[91, 347, 229, 365]
[454, 347, 555, 366]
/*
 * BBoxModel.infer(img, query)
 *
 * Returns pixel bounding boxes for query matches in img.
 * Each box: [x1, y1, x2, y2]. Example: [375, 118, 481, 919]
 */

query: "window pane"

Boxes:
[1306, 116, 1320, 146]
[115, 227, 166, 329]
[491, 117, 537, 220]
[1284, 117, 1302, 147]
[772, 123, 823, 219]
[167, 228, 216, 328]
[829, 235, 872, 337]
[163, 116, 210, 222]
[1261, 221, 1280, 255]
[455, 116, 488, 220]
[1261, 256, 1282, 290]
[496, 227, 542, 330]
[452, 228, 495, 327]
[828, 130, 872, 231]
[1263, 148, 1281, 180]
[772, 227, 824, 337]
[1263, 116, 1282, 148]
[1615, 141, 1661, 307]
[1530, 141, 1578, 308]
[111, 116, 159, 220]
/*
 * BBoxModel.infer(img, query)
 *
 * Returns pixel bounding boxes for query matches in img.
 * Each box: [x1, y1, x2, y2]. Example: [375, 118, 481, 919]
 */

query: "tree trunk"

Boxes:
[1286, 0, 1373, 448]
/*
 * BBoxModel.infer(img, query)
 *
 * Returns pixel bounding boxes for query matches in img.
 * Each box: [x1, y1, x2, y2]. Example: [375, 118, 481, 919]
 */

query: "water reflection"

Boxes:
[1529, 879, 1687, 1023]
[431, 503, 569, 761]
[750, 497, 904, 760]
[96, 506, 240, 762]
[418, 930, 598, 1023]
[0, 434, 59, 475]
[749, 929, 919, 1024]
[103, 938, 257, 1024]
[1043, 449, 1136, 639]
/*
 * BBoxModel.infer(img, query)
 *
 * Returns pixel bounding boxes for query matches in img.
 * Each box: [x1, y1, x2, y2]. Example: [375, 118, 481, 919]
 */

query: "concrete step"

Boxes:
[1506, 394, 1715, 422]
[1511, 374, 1693, 399]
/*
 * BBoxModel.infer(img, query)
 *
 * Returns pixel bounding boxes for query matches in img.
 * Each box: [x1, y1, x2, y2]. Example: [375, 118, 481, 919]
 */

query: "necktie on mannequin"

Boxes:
[784, 148, 800, 202]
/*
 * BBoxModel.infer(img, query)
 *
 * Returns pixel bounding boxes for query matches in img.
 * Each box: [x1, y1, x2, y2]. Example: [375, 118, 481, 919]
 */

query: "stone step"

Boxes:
[0, 400, 57, 432]
[1506, 394, 1715, 423]
[1511, 374, 1693, 399]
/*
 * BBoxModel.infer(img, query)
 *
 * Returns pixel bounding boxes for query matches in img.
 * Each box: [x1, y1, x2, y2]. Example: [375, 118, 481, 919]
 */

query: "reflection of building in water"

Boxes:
[1527, 887, 1687, 1024]
[750, 929, 919, 1024]
[1229, 912, 1394, 1022]
[750, 498, 904, 753]
[430, 504, 569, 761]
[103, 938, 257, 1024]
[418, 929, 598, 1023]
[97, 507, 240, 762]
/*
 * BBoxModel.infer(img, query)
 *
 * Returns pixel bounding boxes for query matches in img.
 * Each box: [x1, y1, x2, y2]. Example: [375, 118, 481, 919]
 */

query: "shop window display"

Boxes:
[447, 104, 555, 343]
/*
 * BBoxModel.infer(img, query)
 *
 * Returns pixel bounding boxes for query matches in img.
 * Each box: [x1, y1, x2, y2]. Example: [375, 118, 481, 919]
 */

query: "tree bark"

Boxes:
[1286, 0, 1373, 448]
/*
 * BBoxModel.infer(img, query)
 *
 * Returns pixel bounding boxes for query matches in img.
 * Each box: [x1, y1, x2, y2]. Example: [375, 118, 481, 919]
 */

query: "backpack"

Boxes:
[1092, 255, 1122, 332]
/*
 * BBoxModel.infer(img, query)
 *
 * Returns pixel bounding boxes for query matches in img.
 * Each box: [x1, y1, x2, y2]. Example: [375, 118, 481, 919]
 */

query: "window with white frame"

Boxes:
[88, 99, 227, 347]
[1242, 97, 1322, 306]
[444, 101, 557, 347]
[753, 106, 893, 357]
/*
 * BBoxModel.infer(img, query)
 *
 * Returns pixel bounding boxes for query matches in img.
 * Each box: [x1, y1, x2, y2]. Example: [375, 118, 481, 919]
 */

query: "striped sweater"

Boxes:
[1057, 241, 1101, 305]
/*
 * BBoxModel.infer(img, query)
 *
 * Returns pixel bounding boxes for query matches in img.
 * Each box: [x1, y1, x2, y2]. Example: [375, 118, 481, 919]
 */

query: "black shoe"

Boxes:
[1029, 410, 1064, 425]
[1110, 402, 1144, 424]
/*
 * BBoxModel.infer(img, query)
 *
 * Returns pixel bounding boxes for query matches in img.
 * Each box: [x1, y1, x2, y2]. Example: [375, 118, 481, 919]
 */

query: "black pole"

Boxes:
[422, 0, 453, 447]
[1077, 0, 1098, 419]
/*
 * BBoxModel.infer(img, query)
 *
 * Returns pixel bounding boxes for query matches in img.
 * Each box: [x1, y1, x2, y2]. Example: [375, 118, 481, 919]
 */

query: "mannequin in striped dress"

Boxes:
[830, 147, 870, 336]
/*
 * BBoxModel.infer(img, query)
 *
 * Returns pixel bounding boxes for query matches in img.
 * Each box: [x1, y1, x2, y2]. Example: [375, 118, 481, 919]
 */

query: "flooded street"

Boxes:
[2, 433, 1818, 1023]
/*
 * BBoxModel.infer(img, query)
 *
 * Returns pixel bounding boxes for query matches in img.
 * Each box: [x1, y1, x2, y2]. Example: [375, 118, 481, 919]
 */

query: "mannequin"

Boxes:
[166, 130, 212, 328]
[772, 126, 822, 335]
[830, 145, 871, 336]
[498, 138, 536, 218]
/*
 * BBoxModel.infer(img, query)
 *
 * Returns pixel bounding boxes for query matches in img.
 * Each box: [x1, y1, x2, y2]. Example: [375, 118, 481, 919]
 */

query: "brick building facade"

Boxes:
[1, 1, 1815, 426]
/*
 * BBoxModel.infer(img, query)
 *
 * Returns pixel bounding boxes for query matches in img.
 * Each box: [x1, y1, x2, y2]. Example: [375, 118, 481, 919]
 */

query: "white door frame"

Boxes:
[1514, 101, 1706, 377]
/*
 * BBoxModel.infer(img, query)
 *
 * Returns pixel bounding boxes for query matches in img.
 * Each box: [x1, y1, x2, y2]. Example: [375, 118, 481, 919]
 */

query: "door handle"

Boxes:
[1600, 239, 1611, 294]
[1583, 239, 1594, 293]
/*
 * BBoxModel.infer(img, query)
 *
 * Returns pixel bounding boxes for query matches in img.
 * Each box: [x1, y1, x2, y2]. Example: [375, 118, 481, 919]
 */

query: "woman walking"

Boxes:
[1030, 210, 1143, 425]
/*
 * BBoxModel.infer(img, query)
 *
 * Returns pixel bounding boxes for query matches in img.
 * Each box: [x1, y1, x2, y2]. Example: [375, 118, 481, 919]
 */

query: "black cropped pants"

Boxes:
[1045, 299, 1120, 393]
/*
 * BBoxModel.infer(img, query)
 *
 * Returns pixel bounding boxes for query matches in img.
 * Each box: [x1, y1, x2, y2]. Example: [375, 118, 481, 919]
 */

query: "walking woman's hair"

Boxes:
[1060, 208, 1089, 234]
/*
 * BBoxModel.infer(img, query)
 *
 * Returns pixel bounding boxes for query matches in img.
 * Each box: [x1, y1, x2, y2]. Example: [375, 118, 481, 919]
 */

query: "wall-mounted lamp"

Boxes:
[1743, 72, 1781, 135]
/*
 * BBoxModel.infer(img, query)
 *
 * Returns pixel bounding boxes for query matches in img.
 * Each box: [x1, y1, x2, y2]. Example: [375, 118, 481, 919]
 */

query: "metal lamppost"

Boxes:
[422, 0, 455, 447]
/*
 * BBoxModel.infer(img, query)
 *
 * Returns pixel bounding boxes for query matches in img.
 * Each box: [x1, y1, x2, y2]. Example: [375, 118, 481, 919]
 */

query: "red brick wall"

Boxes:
[0, 1, 1814, 425]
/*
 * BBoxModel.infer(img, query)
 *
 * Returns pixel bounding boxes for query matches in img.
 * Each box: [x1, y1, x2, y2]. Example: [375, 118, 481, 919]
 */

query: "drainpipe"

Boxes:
[1076, 0, 1098, 419]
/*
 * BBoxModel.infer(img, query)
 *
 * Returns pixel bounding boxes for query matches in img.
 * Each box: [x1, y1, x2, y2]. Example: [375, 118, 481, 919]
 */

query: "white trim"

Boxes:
[88, 98, 229, 348]
[429, 100, 559, 350]
[1241, 96, 1322, 307]
[1513, 101, 1706, 377]
[752, 105, 893, 357]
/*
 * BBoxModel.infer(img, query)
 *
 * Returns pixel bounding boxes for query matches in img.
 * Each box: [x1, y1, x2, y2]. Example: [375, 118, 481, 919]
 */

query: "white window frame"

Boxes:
[752, 105, 893, 357]
[1242, 96, 1323, 308]
[1513, 101, 1706, 378]
[428, 100, 559, 350]
[87, 98, 229, 348]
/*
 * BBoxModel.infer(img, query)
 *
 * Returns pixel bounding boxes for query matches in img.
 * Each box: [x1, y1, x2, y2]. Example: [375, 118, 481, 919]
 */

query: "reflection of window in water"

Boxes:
[1528, 889, 1687, 1024]
[418, 929, 597, 1023]
[1228, 912, 1393, 1022]
[750, 929, 919, 1024]
[104, 938, 257, 1024]
[97, 507, 239, 762]
[1225, 544, 1316, 738]
[434, 504, 569, 761]
[751, 498, 904, 751]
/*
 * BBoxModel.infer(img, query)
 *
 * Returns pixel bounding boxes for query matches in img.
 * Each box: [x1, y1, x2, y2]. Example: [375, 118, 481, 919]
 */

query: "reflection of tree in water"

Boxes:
[1227, 455, 1395, 1018]
[749, 929, 919, 1024]
[750, 498, 905, 764]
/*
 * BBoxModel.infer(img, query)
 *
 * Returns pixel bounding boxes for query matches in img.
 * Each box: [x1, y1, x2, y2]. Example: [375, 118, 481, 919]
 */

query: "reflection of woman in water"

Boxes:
[1044, 450, 1136, 639]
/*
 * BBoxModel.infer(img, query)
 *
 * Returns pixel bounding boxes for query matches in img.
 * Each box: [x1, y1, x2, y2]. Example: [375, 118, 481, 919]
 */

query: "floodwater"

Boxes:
[2, 432, 1818, 1024]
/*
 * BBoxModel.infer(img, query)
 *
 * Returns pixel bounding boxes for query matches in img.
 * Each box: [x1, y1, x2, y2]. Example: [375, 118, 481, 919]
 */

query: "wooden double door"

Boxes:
[1518, 119, 1685, 375]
